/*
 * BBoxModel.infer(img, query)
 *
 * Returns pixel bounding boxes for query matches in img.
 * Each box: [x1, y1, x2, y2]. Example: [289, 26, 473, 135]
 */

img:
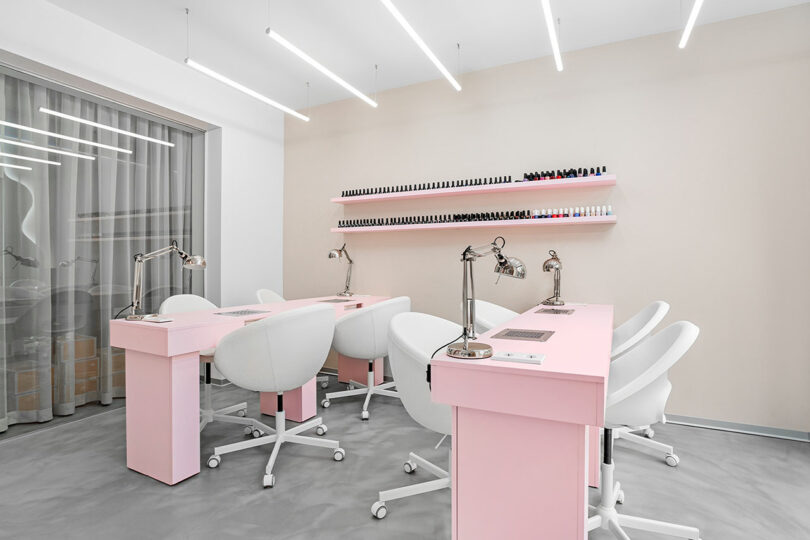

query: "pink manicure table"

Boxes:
[431, 303, 612, 540]
[110, 294, 389, 485]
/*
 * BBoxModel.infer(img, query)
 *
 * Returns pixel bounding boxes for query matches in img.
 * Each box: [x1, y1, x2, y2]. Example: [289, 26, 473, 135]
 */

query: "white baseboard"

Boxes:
[666, 415, 809, 443]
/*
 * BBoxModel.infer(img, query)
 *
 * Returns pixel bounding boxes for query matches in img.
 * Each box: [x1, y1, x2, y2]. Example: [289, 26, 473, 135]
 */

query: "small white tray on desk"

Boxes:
[491, 352, 545, 365]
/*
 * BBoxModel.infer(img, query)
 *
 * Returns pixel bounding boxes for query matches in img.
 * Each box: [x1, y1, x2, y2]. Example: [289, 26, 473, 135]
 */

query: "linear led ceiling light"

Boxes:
[0, 138, 95, 160]
[0, 151, 60, 166]
[184, 58, 309, 121]
[38, 107, 175, 148]
[679, 0, 704, 49]
[0, 162, 33, 171]
[378, 0, 461, 91]
[267, 29, 377, 108]
[540, 0, 563, 71]
[0, 120, 131, 154]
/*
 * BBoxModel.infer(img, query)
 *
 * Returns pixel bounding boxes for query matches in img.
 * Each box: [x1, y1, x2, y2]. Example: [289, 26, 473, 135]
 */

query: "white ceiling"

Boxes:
[48, 0, 808, 112]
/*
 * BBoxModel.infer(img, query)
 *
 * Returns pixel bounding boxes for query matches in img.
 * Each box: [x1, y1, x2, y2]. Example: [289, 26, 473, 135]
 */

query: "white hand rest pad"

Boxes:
[141, 314, 173, 323]
[491, 351, 544, 365]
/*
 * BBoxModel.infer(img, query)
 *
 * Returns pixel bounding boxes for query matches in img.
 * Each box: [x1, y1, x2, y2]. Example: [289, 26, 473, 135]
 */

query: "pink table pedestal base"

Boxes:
[259, 377, 317, 422]
[125, 350, 200, 485]
[337, 354, 383, 386]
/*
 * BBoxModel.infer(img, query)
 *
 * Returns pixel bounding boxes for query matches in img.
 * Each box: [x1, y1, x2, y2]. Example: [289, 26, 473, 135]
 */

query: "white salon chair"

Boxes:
[256, 288, 285, 304]
[158, 294, 257, 435]
[207, 304, 344, 488]
[611, 301, 670, 359]
[321, 296, 411, 420]
[589, 321, 701, 539]
[611, 301, 675, 460]
[470, 299, 518, 333]
[256, 288, 330, 389]
[371, 312, 457, 519]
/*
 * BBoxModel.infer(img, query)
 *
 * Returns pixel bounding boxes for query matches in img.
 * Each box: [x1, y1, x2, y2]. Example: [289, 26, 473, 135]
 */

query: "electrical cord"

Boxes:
[114, 304, 133, 320]
[431, 332, 465, 359]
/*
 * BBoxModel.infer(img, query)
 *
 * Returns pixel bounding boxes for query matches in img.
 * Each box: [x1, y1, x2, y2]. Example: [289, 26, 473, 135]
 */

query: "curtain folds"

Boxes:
[0, 72, 196, 432]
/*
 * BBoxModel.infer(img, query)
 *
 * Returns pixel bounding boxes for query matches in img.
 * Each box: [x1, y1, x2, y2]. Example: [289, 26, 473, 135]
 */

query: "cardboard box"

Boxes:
[55, 334, 97, 360]
[16, 391, 42, 412]
[75, 357, 99, 379]
[75, 377, 98, 396]
[110, 348, 125, 372]
[6, 362, 50, 394]
[112, 371, 125, 388]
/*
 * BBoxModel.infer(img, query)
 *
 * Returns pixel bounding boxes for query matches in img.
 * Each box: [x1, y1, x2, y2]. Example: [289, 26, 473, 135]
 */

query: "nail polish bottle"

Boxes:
[602, 166, 607, 175]
[606, 205, 613, 216]
[595, 167, 601, 176]
[601, 205, 607, 216]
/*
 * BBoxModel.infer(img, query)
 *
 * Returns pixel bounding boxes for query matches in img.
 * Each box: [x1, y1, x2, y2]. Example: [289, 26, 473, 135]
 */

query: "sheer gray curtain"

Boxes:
[0, 72, 197, 432]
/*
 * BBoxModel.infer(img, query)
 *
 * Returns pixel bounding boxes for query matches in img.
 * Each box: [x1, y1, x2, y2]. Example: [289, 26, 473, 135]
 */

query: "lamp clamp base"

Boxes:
[447, 341, 493, 359]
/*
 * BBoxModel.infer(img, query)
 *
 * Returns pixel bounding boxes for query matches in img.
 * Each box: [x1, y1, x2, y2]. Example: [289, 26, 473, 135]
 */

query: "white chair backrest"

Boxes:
[214, 304, 335, 393]
[158, 294, 217, 314]
[256, 288, 285, 303]
[332, 296, 411, 360]
[471, 299, 518, 333]
[611, 301, 670, 359]
[606, 321, 699, 428]
[388, 312, 457, 436]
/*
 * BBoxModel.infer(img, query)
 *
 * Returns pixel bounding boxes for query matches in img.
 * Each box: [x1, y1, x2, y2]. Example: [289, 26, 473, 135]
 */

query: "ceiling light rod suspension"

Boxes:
[679, 0, 704, 49]
[540, 0, 563, 71]
[378, 0, 462, 91]
[183, 8, 309, 121]
[266, 28, 378, 108]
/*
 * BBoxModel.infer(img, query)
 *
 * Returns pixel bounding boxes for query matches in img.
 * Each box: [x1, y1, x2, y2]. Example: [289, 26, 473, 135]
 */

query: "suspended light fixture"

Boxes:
[38, 107, 174, 148]
[0, 138, 95, 160]
[0, 162, 33, 171]
[0, 151, 60, 166]
[679, 0, 704, 49]
[183, 8, 308, 121]
[540, 0, 563, 71]
[0, 120, 131, 154]
[378, 0, 461, 91]
[267, 29, 377, 108]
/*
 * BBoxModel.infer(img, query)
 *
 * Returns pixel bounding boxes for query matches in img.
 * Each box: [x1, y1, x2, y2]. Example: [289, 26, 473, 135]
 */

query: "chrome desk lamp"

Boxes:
[127, 240, 206, 320]
[541, 249, 564, 306]
[447, 236, 526, 359]
[328, 243, 354, 296]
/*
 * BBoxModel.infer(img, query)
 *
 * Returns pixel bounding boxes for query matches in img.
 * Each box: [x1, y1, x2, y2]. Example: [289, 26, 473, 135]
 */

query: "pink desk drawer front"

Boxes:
[431, 362, 604, 427]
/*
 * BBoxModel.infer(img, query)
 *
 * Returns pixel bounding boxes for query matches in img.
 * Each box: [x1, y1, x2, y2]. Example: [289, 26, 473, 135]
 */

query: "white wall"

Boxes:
[284, 6, 810, 432]
[0, 0, 284, 307]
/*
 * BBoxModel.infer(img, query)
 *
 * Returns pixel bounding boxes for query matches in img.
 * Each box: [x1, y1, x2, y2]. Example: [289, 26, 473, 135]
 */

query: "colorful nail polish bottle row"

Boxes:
[341, 176, 513, 197]
[521, 166, 607, 182]
[337, 206, 613, 228]
[534, 205, 612, 218]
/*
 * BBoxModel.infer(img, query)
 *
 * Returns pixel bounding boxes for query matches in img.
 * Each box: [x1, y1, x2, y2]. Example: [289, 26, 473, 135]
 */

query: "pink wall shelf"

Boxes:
[331, 175, 616, 205]
[331, 215, 617, 233]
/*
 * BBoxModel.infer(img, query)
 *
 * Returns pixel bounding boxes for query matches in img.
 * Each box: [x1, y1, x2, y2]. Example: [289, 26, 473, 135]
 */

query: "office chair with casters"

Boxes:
[159, 295, 258, 435]
[256, 288, 285, 304]
[371, 312, 457, 519]
[321, 296, 411, 420]
[256, 288, 330, 389]
[589, 321, 701, 539]
[469, 299, 518, 334]
[611, 301, 670, 360]
[611, 301, 673, 455]
[208, 304, 344, 488]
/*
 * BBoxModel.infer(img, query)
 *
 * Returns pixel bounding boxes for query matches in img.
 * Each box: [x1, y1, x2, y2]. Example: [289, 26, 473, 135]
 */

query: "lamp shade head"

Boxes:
[494, 256, 527, 279]
[183, 255, 207, 270]
[328, 249, 341, 259]
[542, 250, 561, 272]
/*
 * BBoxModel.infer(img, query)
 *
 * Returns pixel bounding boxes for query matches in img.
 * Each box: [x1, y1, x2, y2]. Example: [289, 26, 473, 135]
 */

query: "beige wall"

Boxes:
[284, 6, 810, 432]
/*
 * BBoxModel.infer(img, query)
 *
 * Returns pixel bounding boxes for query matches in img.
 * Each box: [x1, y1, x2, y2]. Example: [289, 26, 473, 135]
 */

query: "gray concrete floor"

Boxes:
[0, 378, 808, 539]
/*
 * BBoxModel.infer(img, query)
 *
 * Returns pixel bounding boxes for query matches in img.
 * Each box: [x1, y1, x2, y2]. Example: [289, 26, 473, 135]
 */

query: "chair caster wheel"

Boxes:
[207, 455, 221, 469]
[643, 427, 654, 438]
[316, 425, 328, 436]
[347, 384, 355, 390]
[371, 501, 387, 519]
[320, 380, 329, 389]
[361, 410, 369, 420]
[333, 448, 345, 461]
[263, 474, 275, 488]
[236, 409, 247, 417]
[321, 399, 331, 408]
[244, 426, 254, 436]
[251, 428, 263, 438]
[403, 460, 417, 474]
[616, 489, 625, 504]
[665, 453, 680, 467]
